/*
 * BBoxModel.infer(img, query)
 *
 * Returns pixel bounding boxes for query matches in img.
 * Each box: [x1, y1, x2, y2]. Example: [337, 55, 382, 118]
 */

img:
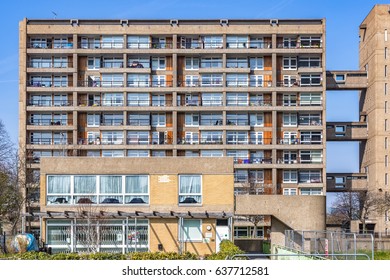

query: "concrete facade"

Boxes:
[19, 17, 327, 249]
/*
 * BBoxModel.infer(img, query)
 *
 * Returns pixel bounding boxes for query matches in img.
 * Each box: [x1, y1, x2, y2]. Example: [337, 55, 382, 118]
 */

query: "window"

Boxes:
[203, 36, 223, 49]
[201, 74, 223, 86]
[335, 177, 346, 188]
[283, 57, 297, 70]
[386, 29, 388, 42]
[200, 131, 223, 144]
[226, 36, 248, 48]
[102, 93, 123, 106]
[127, 36, 150, 48]
[152, 94, 166, 106]
[299, 170, 321, 183]
[29, 94, 51, 106]
[125, 175, 149, 204]
[202, 93, 222, 106]
[234, 170, 248, 183]
[53, 38, 69, 48]
[227, 131, 248, 144]
[249, 37, 264, 48]
[184, 132, 199, 144]
[179, 175, 201, 204]
[127, 131, 149, 145]
[300, 188, 323, 195]
[74, 176, 97, 203]
[283, 75, 297, 87]
[53, 76, 68, 87]
[283, 188, 297, 195]
[234, 226, 264, 239]
[299, 113, 321, 126]
[283, 151, 297, 164]
[30, 57, 50, 68]
[227, 93, 248, 106]
[185, 75, 199, 87]
[127, 93, 150, 106]
[182, 219, 202, 241]
[250, 131, 263, 144]
[47, 175, 71, 204]
[283, 170, 298, 183]
[102, 113, 123, 126]
[151, 113, 166, 127]
[227, 150, 249, 163]
[386, 173, 388, 186]
[300, 93, 321, 106]
[226, 74, 248, 87]
[102, 74, 123, 87]
[128, 113, 150, 126]
[386, 119, 388, 131]
[227, 57, 248, 68]
[300, 36, 321, 48]
[201, 57, 222, 68]
[87, 114, 100, 127]
[386, 83, 388, 96]
[102, 150, 124, 157]
[249, 75, 263, 87]
[386, 155, 388, 167]
[128, 56, 150, 68]
[185, 57, 199, 70]
[185, 113, 199, 126]
[249, 113, 264, 126]
[249, 57, 264, 70]
[298, 57, 321, 68]
[283, 113, 298, 127]
[301, 74, 321, 86]
[102, 36, 123, 48]
[101, 131, 123, 145]
[249, 170, 264, 183]
[300, 150, 322, 163]
[185, 151, 199, 157]
[386, 137, 388, 149]
[152, 75, 166, 87]
[127, 74, 149, 87]
[200, 150, 223, 157]
[200, 113, 222, 126]
[87, 150, 100, 157]
[283, 37, 297, 48]
[102, 57, 123, 68]
[386, 101, 388, 114]
[127, 150, 149, 157]
[282, 94, 297, 106]
[301, 131, 322, 144]
[151, 57, 166, 70]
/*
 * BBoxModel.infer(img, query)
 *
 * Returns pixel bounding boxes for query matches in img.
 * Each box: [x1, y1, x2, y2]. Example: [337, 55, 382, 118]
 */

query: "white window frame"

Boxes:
[185, 57, 200, 70]
[283, 113, 298, 127]
[250, 57, 264, 70]
[283, 56, 297, 70]
[283, 188, 297, 195]
[181, 219, 202, 242]
[283, 170, 298, 183]
[151, 57, 166, 70]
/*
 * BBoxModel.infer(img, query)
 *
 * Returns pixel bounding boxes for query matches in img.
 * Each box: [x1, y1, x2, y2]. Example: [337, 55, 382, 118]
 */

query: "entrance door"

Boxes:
[216, 219, 230, 252]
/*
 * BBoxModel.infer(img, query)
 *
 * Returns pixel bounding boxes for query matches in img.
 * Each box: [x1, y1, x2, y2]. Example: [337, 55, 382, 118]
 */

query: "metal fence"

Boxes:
[285, 230, 374, 260]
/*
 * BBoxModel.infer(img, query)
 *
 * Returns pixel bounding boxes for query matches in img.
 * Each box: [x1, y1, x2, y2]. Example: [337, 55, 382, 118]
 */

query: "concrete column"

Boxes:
[173, 109, 177, 144]
[173, 53, 177, 87]
[272, 167, 277, 192]
[272, 110, 277, 146]
[73, 34, 78, 49]
[173, 34, 178, 49]
[73, 53, 78, 87]
[272, 34, 277, 49]
[272, 53, 277, 87]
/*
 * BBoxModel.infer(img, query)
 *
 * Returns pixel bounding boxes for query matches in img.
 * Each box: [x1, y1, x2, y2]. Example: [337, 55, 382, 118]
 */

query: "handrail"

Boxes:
[228, 253, 370, 260]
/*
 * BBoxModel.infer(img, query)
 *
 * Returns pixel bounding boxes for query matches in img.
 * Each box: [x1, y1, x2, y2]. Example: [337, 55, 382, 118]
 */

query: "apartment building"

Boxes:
[19, 18, 327, 249]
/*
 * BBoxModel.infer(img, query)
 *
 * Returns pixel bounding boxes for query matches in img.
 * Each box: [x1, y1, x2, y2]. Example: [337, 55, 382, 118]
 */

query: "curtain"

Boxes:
[48, 176, 70, 193]
[180, 175, 201, 194]
[100, 176, 122, 193]
[125, 176, 148, 194]
[74, 176, 96, 194]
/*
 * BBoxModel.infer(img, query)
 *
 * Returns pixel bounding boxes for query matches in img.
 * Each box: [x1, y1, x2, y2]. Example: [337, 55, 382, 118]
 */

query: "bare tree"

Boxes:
[328, 191, 381, 232]
[0, 120, 14, 170]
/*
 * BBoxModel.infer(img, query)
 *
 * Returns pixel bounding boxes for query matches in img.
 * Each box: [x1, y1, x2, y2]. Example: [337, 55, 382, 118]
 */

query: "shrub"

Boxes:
[128, 251, 198, 260]
[205, 240, 244, 260]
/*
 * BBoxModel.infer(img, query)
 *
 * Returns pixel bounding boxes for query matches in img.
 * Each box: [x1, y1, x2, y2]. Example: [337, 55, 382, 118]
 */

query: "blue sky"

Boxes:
[0, 0, 383, 181]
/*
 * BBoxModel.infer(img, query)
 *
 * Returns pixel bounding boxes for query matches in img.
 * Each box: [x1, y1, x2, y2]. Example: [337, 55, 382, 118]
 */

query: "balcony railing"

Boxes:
[298, 118, 322, 126]
[78, 41, 125, 49]
[276, 81, 322, 87]
[226, 138, 273, 145]
[127, 42, 173, 49]
[27, 119, 72, 126]
[28, 138, 72, 145]
[127, 99, 173, 107]
[27, 81, 69, 87]
[276, 42, 322, 49]
[276, 158, 323, 164]
[127, 120, 151, 126]
[27, 61, 73, 68]
[27, 42, 74, 49]
[100, 119, 124, 126]
[233, 157, 272, 164]
[126, 138, 172, 145]
[226, 119, 249, 126]
[178, 80, 223, 87]
[101, 62, 124, 68]
[276, 98, 322, 106]
[277, 138, 322, 145]
[77, 80, 124, 87]
[28, 100, 73, 106]
[234, 184, 276, 195]
[199, 137, 223, 144]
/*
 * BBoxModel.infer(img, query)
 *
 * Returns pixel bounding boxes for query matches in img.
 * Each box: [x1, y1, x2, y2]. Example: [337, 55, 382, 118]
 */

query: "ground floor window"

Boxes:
[46, 219, 149, 253]
[234, 226, 264, 239]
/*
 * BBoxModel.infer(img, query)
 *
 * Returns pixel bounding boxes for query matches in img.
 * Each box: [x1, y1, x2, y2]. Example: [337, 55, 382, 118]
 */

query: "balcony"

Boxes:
[277, 138, 322, 145]
[127, 98, 173, 107]
[178, 80, 223, 88]
[234, 184, 276, 195]
[226, 138, 273, 145]
[276, 97, 322, 107]
[276, 158, 323, 164]
[27, 81, 69, 88]
[326, 71, 367, 90]
[234, 157, 272, 165]
[100, 119, 124, 126]
[127, 42, 173, 49]
[27, 61, 73, 69]
[326, 122, 367, 141]
[276, 80, 322, 88]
